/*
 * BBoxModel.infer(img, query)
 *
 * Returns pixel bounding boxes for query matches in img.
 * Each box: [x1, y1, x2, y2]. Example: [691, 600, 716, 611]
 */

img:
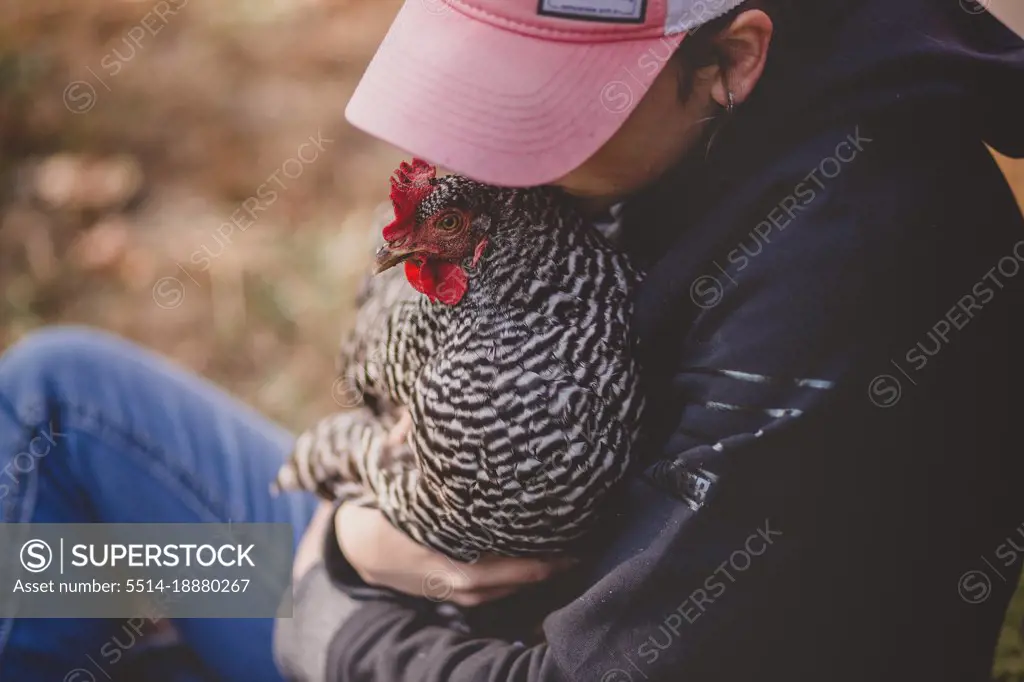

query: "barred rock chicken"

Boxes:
[274, 159, 644, 559]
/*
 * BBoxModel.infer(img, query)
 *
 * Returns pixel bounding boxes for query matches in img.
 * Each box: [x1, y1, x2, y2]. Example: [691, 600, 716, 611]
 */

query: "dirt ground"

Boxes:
[2, 1, 1024, 679]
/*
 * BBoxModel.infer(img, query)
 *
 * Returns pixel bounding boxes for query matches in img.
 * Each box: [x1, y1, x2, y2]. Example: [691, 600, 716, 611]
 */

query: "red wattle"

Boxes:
[404, 260, 433, 300]
[432, 262, 468, 305]
[404, 259, 467, 305]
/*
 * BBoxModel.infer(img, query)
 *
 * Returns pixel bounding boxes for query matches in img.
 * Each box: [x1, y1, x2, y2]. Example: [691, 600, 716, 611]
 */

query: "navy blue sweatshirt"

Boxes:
[320, 2, 1024, 680]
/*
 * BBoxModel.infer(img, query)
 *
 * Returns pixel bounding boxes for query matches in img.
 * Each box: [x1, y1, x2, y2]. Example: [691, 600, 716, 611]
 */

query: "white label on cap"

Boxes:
[539, 0, 647, 23]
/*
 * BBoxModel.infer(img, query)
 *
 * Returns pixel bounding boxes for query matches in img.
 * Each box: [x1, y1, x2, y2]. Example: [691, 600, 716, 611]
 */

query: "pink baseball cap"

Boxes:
[345, 0, 747, 187]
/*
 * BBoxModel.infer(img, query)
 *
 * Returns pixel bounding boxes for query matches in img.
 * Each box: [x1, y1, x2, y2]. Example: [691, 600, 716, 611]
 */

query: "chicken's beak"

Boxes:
[374, 245, 415, 274]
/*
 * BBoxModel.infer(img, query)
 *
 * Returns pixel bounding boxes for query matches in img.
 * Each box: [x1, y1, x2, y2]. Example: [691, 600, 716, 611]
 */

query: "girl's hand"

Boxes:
[335, 502, 575, 607]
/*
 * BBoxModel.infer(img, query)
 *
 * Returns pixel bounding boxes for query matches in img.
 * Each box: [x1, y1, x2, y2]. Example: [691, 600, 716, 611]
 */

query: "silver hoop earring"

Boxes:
[705, 91, 736, 160]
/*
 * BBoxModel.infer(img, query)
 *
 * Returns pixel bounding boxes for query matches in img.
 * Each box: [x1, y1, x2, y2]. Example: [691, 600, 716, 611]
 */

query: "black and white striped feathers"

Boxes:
[275, 174, 644, 559]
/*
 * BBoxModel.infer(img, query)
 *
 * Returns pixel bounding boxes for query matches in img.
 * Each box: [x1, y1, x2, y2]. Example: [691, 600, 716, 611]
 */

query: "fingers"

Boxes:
[433, 555, 575, 606]
[448, 585, 519, 608]
[454, 554, 577, 590]
[420, 563, 526, 606]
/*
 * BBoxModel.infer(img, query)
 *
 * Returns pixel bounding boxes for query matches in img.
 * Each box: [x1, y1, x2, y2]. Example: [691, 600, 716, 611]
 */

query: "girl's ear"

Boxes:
[710, 9, 774, 109]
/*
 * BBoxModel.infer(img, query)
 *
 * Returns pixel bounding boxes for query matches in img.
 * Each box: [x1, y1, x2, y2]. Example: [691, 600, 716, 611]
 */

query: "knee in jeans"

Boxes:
[0, 328, 111, 517]
[0, 326, 123, 400]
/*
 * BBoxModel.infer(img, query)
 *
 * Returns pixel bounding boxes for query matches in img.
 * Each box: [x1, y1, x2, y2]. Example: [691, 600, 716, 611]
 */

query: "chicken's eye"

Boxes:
[436, 212, 463, 232]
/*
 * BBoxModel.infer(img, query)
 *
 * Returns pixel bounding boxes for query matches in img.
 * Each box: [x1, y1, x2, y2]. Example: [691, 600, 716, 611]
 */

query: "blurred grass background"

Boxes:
[1, 1, 1023, 679]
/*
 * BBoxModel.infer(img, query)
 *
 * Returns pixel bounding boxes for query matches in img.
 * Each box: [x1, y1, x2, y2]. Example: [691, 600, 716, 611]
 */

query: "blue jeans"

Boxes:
[0, 327, 319, 681]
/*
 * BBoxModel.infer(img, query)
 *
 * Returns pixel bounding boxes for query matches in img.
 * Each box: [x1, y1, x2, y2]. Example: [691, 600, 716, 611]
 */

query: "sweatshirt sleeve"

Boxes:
[325, 471, 799, 682]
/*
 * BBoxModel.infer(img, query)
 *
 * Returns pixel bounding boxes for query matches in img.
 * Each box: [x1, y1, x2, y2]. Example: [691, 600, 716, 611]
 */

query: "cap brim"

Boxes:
[345, 1, 685, 187]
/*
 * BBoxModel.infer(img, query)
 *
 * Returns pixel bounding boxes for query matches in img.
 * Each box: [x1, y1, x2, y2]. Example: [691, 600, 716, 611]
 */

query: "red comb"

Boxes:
[382, 158, 437, 242]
